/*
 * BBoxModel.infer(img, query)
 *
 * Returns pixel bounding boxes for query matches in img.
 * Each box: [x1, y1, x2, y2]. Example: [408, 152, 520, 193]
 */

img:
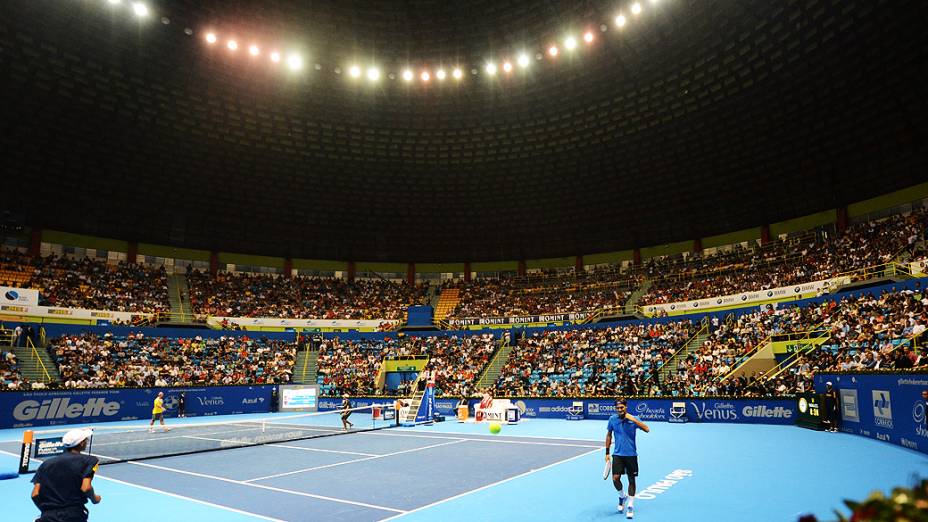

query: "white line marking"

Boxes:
[377, 447, 602, 521]
[267, 443, 379, 457]
[390, 427, 603, 443]
[127, 460, 407, 514]
[244, 439, 466, 483]
[359, 430, 601, 448]
[95, 474, 286, 522]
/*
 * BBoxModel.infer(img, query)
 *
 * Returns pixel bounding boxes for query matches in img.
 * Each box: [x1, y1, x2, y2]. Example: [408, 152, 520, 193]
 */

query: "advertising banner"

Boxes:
[816, 372, 928, 454]
[214, 316, 400, 331]
[0, 385, 275, 429]
[1, 286, 39, 307]
[0, 303, 143, 323]
[643, 277, 850, 316]
[448, 312, 590, 327]
[323, 396, 796, 425]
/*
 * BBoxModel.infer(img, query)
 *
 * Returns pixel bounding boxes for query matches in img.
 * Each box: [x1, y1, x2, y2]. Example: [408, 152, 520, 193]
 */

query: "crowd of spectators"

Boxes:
[51, 333, 296, 388]
[448, 276, 635, 319]
[0, 249, 169, 313]
[640, 209, 928, 305]
[1, 349, 24, 390]
[316, 333, 500, 397]
[494, 322, 694, 396]
[188, 270, 426, 320]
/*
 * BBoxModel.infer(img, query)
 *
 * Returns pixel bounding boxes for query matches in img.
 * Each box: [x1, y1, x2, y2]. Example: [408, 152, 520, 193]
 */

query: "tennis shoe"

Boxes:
[626, 507, 634, 519]
[617, 496, 625, 513]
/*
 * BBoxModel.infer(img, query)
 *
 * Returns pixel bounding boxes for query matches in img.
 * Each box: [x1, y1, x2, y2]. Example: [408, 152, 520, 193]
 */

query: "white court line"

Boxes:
[127, 460, 407, 514]
[244, 439, 466, 483]
[267, 443, 379, 457]
[359, 430, 601, 449]
[377, 447, 602, 521]
[391, 427, 603, 443]
[0, 447, 284, 522]
[94, 474, 286, 522]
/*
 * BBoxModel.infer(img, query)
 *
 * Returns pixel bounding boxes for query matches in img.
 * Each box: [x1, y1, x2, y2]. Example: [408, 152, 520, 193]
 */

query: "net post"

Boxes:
[19, 430, 34, 474]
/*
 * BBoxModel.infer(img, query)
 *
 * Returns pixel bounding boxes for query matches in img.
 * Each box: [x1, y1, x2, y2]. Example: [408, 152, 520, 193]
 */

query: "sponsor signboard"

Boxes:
[0, 386, 275, 429]
[816, 372, 928, 454]
[278, 385, 319, 412]
[448, 312, 590, 327]
[1, 286, 39, 307]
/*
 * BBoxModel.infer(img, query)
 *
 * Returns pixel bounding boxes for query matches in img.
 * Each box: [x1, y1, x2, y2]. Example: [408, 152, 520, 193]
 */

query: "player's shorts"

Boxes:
[152, 412, 164, 421]
[341, 411, 352, 419]
[35, 504, 89, 522]
[612, 455, 639, 477]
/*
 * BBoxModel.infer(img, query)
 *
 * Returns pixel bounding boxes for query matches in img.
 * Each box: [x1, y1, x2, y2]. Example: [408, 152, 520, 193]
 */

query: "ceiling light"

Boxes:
[615, 14, 627, 27]
[502, 62, 512, 73]
[107, 0, 122, 5]
[131, 2, 148, 17]
[367, 67, 380, 81]
[452, 68, 463, 80]
[270, 51, 281, 63]
[517, 53, 530, 68]
[248, 45, 260, 56]
[485, 63, 497, 75]
[548, 46, 559, 57]
[436, 69, 446, 80]
[565, 36, 577, 50]
[403, 69, 414, 82]
[205, 33, 217, 44]
[227, 40, 238, 51]
[420, 71, 430, 82]
[286, 54, 303, 71]
[631, 2, 642, 15]
[584, 31, 595, 43]
[349, 65, 361, 78]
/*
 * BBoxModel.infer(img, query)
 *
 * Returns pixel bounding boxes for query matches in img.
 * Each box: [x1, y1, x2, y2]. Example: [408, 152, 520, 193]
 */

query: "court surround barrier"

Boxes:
[815, 371, 928, 454]
[0, 385, 276, 429]
[318, 396, 797, 425]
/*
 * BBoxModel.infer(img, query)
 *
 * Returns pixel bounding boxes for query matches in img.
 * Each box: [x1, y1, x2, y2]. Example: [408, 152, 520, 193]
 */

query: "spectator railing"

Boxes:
[474, 335, 510, 388]
[646, 317, 708, 383]
[718, 330, 780, 384]
[24, 336, 53, 383]
[759, 328, 832, 382]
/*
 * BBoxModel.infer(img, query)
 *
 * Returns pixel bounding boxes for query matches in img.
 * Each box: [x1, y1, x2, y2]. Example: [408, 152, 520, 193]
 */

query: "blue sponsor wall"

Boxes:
[0, 385, 275, 429]
[319, 396, 797, 425]
[816, 372, 928, 454]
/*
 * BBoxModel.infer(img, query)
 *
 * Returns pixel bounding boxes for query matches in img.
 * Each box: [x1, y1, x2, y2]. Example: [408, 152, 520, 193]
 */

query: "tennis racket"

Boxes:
[603, 456, 611, 480]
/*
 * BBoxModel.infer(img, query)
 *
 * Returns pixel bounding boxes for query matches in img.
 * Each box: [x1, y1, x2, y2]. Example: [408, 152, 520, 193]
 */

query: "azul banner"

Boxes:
[643, 277, 850, 316]
[448, 312, 590, 327]
[816, 372, 928, 454]
[0, 386, 275, 429]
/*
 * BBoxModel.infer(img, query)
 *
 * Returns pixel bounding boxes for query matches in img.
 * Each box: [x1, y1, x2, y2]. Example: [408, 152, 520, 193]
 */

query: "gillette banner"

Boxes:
[816, 372, 928, 454]
[0, 385, 275, 428]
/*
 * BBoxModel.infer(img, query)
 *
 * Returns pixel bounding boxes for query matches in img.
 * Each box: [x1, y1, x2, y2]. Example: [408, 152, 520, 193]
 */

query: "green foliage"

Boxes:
[834, 479, 928, 522]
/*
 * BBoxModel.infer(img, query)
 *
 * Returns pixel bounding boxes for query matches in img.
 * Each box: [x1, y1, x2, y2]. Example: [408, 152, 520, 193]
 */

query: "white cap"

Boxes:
[826, 381, 833, 386]
[62, 428, 93, 448]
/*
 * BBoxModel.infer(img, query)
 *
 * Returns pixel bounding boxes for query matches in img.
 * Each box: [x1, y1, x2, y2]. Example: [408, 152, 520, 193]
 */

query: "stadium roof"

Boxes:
[1, 0, 926, 262]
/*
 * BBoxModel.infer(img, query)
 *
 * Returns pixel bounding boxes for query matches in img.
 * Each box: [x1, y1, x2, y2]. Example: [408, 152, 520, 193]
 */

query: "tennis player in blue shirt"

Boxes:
[606, 399, 650, 519]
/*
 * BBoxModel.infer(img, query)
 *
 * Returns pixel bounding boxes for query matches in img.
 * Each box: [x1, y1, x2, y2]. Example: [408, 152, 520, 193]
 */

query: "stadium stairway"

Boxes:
[434, 288, 461, 321]
[293, 346, 319, 385]
[476, 337, 514, 389]
[658, 318, 710, 382]
[623, 279, 651, 314]
[165, 274, 195, 323]
[12, 338, 60, 385]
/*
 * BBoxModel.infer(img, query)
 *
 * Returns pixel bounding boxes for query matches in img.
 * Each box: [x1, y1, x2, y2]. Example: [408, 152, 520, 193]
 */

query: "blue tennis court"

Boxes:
[2, 414, 926, 521]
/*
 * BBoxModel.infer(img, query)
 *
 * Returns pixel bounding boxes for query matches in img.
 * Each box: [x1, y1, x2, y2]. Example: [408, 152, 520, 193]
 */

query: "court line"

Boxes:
[377, 447, 602, 521]
[244, 439, 467, 483]
[359, 430, 601, 448]
[183, 435, 379, 457]
[94, 474, 286, 522]
[391, 427, 603, 443]
[127, 460, 407, 514]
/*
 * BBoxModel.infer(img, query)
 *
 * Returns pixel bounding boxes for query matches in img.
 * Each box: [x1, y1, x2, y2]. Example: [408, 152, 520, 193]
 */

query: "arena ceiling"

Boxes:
[1, 0, 926, 263]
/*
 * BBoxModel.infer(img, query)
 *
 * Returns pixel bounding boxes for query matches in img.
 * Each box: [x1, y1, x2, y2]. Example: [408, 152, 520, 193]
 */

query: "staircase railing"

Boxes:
[760, 328, 831, 382]
[25, 336, 53, 383]
[648, 316, 708, 383]
[475, 335, 510, 387]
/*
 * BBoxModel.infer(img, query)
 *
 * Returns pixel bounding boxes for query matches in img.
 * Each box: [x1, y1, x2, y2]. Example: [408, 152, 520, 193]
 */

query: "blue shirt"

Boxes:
[31, 451, 99, 511]
[607, 414, 638, 456]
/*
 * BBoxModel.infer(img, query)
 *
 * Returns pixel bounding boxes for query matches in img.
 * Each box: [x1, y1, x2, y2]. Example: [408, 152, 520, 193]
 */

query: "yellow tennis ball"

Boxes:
[489, 422, 502, 434]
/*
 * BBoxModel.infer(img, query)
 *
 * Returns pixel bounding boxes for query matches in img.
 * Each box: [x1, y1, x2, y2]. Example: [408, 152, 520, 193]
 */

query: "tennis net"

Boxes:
[19, 404, 397, 472]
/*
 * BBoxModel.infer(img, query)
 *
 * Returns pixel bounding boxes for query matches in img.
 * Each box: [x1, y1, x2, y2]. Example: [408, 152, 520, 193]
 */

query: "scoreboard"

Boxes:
[796, 392, 826, 430]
